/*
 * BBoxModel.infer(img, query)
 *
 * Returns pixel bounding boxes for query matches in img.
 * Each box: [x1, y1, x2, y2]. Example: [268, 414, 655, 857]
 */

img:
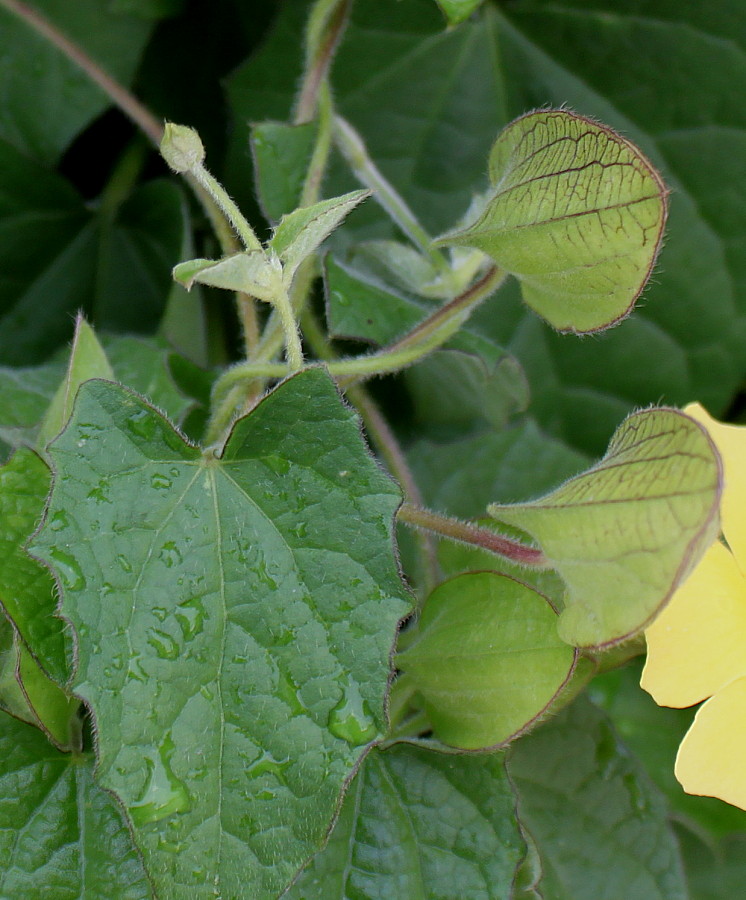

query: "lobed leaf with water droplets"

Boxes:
[31, 368, 410, 899]
[287, 743, 523, 898]
[436, 110, 667, 333]
[489, 408, 722, 648]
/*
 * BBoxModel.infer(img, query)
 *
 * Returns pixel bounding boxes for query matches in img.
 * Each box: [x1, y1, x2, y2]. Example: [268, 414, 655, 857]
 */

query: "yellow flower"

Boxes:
[641, 403, 746, 809]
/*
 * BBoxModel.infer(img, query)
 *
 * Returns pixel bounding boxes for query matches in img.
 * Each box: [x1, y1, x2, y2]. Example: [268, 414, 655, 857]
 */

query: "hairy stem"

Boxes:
[397, 503, 550, 569]
[294, 0, 351, 125]
[333, 115, 451, 275]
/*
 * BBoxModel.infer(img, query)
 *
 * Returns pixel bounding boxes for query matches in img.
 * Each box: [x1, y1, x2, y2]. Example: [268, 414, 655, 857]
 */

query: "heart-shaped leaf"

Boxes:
[437, 109, 668, 333]
[397, 572, 577, 748]
[287, 743, 523, 898]
[0, 714, 151, 899]
[31, 369, 410, 898]
[489, 408, 722, 648]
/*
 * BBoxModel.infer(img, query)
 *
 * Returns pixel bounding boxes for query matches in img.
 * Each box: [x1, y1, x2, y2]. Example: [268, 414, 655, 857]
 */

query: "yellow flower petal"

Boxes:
[684, 402, 746, 574]
[675, 675, 746, 811]
[641, 540, 746, 707]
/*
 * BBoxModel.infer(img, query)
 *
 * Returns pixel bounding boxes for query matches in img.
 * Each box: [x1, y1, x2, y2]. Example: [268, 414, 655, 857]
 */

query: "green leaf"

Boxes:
[435, 0, 484, 25]
[103, 335, 194, 427]
[37, 316, 114, 450]
[0, 141, 187, 364]
[0, 714, 152, 899]
[0, 448, 68, 684]
[0, 621, 78, 750]
[32, 370, 410, 898]
[410, 418, 588, 520]
[229, 0, 746, 450]
[0, 1, 153, 164]
[591, 662, 746, 839]
[173, 251, 281, 303]
[0, 335, 191, 461]
[0, 359, 66, 459]
[287, 743, 524, 898]
[437, 110, 667, 333]
[269, 190, 371, 286]
[251, 121, 319, 222]
[397, 572, 577, 748]
[508, 696, 688, 900]
[406, 342, 529, 429]
[324, 255, 425, 345]
[676, 827, 746, 900]
[489, 408, 722, 648]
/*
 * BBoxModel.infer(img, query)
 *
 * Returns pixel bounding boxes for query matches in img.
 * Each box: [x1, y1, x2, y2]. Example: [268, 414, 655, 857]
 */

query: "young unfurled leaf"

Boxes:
[172, 250, 282, 303]
[37, 314, 113, 450]
[31, 369, 410, 899]
[269, 189, 370, 286]
[287, 744, 523, 899]
[396, 572, 577, 749]
[437, 110, 667, 333]
[489, 408, 722, 648]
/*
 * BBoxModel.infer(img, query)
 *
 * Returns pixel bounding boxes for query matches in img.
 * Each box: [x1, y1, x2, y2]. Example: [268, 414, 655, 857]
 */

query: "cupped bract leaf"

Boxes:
[31, 369, 410, 899]
[0, 447, 68, 683]
[508, 696, 688, 900]
[436, 109, 668, 333]
[397, 572, 577, 749]
[0, 714, 151, 899]
[489, 408, 722, 648]
[269, 189, 370, 286]
[287, 743, 523, 899]
[172, 250, 281, 303]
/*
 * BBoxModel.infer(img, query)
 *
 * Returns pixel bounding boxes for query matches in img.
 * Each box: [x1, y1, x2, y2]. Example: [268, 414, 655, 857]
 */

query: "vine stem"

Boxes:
[294, 0, 351, 125]
[397, 504, 550, 569]
[210, 264, 505, 407]
[333, 115, 451, 275]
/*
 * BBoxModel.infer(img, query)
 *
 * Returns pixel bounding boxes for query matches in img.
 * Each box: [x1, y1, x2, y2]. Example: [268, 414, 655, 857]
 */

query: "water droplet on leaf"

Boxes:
[147, 629, 180, 660]
[47, 548, 85, 591]
[129, 736, 190, 826]
[328, 682, 379, 745]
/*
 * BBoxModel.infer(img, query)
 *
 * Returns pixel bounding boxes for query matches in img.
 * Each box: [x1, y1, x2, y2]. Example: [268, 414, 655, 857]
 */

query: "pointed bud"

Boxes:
[160, 122, 205, 173]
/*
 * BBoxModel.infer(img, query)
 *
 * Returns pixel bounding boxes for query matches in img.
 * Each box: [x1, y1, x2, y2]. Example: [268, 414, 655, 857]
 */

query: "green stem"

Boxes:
[300, 84, 334, 209]
[211, 264, 504, 405]
[274, 285, 304, 371]
[333, 115, 451, 275]
[294, 0, 351, 125]
[190, 164, 262, 252]
[397, 503, 550, 569]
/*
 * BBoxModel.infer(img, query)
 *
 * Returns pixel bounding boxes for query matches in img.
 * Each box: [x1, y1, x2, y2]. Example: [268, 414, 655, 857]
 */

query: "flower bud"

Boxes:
[160, 122, 205, 173]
